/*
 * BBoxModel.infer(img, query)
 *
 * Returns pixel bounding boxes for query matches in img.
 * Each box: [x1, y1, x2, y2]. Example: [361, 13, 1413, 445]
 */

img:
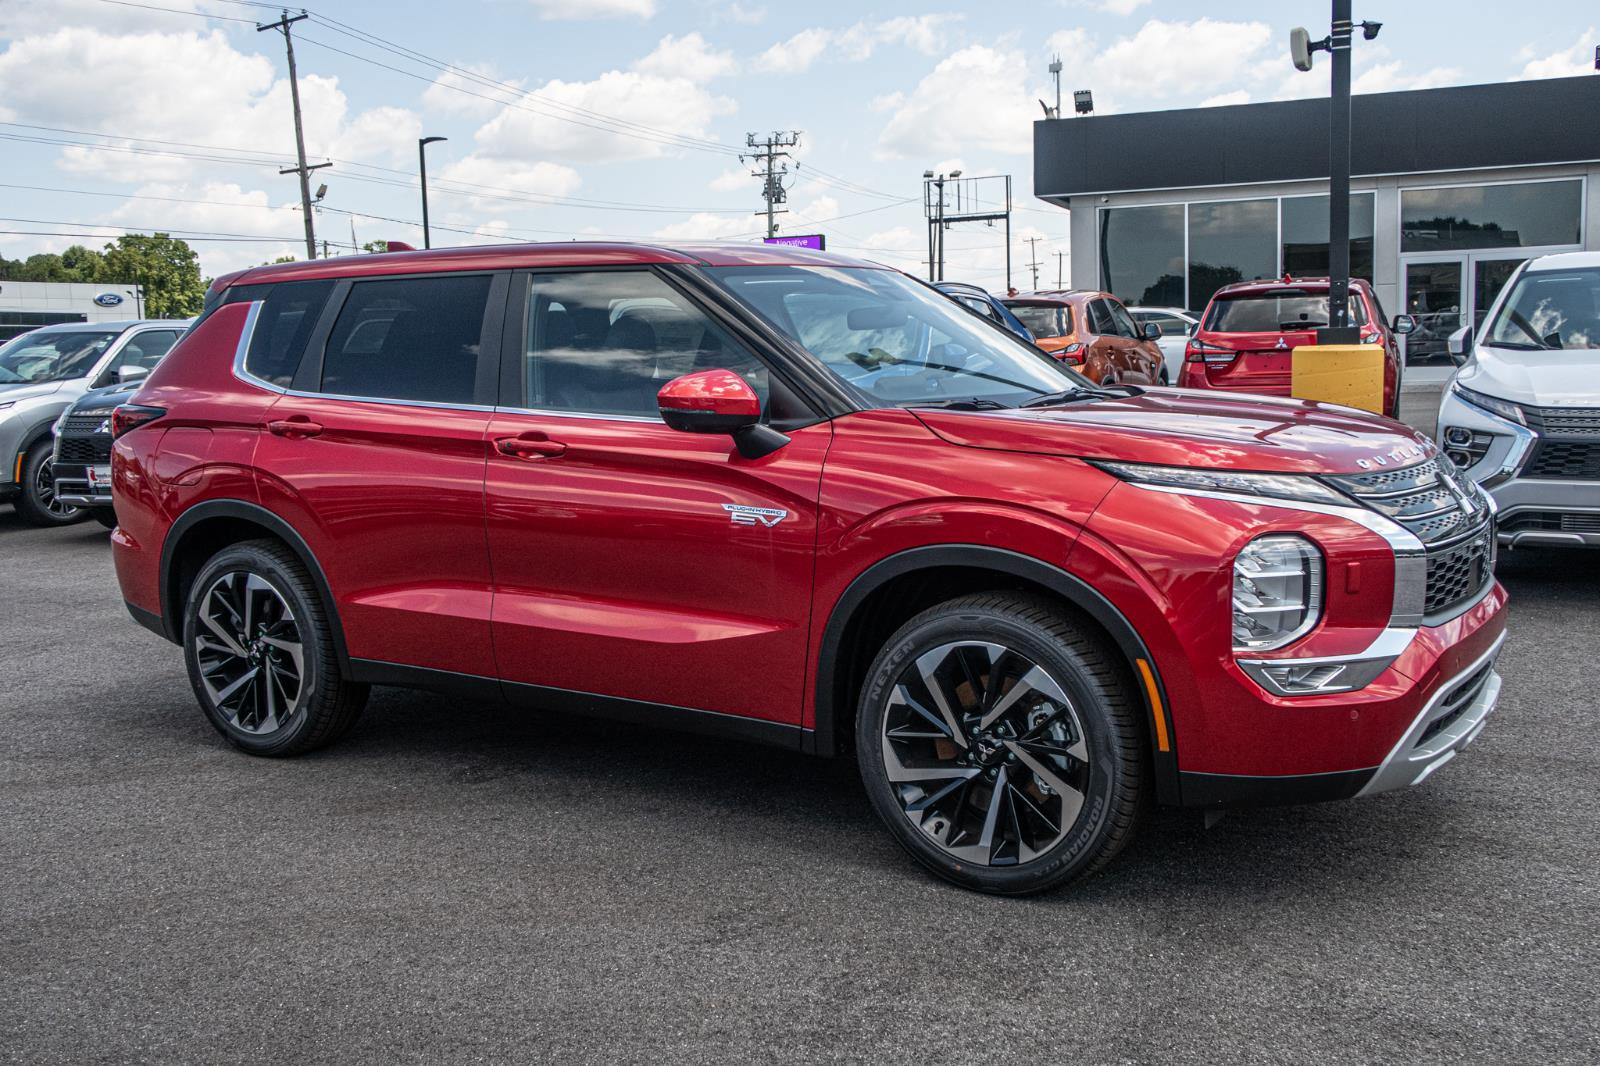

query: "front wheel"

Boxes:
[183, 539, 368, 756]
[13, 442, 86, 527]
[856, 593, 1147, 895]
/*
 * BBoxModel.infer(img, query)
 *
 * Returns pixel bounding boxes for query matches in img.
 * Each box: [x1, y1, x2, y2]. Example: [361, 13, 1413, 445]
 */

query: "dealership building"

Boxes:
[0, 281, 146, 343]
[1034, 75, 1600, 363]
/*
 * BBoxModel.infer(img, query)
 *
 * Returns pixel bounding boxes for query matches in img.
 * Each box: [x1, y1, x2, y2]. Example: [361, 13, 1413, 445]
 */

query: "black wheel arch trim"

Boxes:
[158, 499, 352, 677]
[810, 544, 1182, 806]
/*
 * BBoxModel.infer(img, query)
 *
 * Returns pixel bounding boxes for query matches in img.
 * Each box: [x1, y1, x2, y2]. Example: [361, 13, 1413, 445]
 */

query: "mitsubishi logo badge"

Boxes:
[1275, 337, 1289, 350]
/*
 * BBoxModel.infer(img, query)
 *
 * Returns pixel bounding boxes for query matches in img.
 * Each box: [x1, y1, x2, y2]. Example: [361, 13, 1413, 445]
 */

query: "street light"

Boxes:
[418, 135, 447, 250]
[923, 170, 962, 281]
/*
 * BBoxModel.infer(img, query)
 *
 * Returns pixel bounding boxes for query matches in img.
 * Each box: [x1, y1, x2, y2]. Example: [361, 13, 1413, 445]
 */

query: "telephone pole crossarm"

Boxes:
[259, 10, 323, 260]
[744, 131, 801, 239]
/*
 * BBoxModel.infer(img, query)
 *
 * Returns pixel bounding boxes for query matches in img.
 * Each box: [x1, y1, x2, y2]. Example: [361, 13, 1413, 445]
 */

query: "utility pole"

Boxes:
[743, 131, 800, 239]
[258, 10, 330, 260]
[1025, 237, 1043, 291]
[1056, 251, 1066, 289]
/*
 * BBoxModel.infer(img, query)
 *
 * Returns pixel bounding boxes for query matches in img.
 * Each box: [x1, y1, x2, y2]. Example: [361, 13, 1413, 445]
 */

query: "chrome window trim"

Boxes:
[494, 405, 661, 425]
[229, 301, 276, 393]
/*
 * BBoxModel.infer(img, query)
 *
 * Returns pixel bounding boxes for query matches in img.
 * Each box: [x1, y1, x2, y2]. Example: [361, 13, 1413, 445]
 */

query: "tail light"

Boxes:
[1054, 342, 1084, 363]
[1359, 328, 1380, 344]
[111, 404, 166, 439]
[1185, 338, 1236, 364]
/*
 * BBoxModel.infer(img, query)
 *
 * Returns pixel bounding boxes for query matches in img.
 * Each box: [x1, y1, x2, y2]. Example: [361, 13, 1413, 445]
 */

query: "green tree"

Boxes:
[100, 234, 205, 318]
[362, 240, 389, 254]
[0, 245, 106, 282]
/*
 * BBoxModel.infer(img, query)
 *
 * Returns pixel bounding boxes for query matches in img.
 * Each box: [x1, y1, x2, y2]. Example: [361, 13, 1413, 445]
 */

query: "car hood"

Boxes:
[68, 380, 141, 412]
[0, 380, 64, 403]
[912, 387, 1432, 475]
[1455, 344, 1600, 407]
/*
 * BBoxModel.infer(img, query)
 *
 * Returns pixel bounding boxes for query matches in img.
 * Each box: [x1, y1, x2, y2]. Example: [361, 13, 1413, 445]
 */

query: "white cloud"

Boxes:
[1516, 32, 1597, 80]
[0, 0, 208, 36]
[757, 28, 833, 75]
[422, 64, 521, 118]
[714, 1, 766, 25]
[1093, 19, 1273, 100]
[436, 156, 584, 208]
[1200, 90, 1251, 108]
[709, 166, 750, 192]
[1098, 0, 1151, 14]
[1352, 61, 1465, 95]
[526, 0, 656, 19]
[470, 67, 735, 164]
[876, 45, 1035, 158]
[635, 32, 737, 82]
[336, 106, 425, 166]
[103, 182, 304, 274]
[651, 211, 753, 241]
[757, 16, 962, 75]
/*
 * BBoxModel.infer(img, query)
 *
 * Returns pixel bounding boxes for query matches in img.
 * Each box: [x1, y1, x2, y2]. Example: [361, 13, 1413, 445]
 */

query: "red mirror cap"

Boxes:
[657, 369, 761, 419]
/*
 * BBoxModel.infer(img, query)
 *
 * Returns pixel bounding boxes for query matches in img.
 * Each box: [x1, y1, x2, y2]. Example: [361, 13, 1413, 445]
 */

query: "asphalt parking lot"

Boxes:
[4, 379, 1599, 1064]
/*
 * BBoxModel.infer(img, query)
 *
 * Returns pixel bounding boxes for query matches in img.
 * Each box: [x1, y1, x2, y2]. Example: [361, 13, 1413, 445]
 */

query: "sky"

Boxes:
[0, 0, 1595, 290]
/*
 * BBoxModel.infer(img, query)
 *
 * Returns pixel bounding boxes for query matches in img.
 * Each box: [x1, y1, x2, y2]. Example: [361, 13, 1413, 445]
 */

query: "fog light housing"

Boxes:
[1232, 534, 1323, 651]
[1441, 425, 1492, 470]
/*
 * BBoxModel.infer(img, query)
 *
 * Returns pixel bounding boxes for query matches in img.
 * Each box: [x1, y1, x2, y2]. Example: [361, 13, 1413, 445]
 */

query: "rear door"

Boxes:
[1105, 299, 1161, 384]
[253, 271, 504, 679]
[1084, 298, 1131, 382]
[483, 267, 829, 726]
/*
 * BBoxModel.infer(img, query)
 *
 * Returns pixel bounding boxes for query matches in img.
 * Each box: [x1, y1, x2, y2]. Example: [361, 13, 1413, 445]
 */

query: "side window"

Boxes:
[245, 279, 335, 388]
[1108, 300, 1140, 338]
[321, 275, 490, 404]
[522, 270, 773, 420]
[129, 330, 180, 365]
[1087, 299, 1116, 336]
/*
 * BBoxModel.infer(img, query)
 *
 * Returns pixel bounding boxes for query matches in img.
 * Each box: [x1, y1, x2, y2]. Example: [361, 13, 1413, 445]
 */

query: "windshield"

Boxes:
[0, 330, 118, 385]
[1007, 304, 1072, 338]
[707, 266, 1085, 407]
[1206, 291, 1368, 332]
[1485, 267, 1600, 350]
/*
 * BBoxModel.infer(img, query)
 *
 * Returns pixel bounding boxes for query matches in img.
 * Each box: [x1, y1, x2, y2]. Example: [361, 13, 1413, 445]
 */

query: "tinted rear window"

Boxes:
[244, 280, 335, 387]
[1008, 304, 1071, 337]
[1205, 290, 1367, 332]
[320, 275, 490, 404]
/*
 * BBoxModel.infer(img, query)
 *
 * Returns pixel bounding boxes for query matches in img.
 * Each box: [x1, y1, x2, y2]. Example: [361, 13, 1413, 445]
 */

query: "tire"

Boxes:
[856, 592, 1146, 895]
[13, 441, 87, 527]
[182, 539, 368, 756]
[92, 508, 118, 529]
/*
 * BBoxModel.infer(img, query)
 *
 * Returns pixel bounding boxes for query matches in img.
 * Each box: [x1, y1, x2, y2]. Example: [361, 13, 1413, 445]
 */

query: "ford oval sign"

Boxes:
[93, 293, 124, 308]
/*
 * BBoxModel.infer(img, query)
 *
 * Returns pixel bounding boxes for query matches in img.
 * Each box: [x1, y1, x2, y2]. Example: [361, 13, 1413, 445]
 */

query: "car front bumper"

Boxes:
[51, 460, 114, 508]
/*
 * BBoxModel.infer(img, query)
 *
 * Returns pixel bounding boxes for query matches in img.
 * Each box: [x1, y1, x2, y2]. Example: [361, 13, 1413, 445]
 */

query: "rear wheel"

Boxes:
[183, 539, 368, 756]
[856, 592, 1147, 895]
[13, 441, 86, 527]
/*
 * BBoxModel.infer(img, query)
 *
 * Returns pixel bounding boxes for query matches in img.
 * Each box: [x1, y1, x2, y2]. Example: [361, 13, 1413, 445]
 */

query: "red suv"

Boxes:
[110, 244, 1505, 895]
[1181, 277, 1415, 417]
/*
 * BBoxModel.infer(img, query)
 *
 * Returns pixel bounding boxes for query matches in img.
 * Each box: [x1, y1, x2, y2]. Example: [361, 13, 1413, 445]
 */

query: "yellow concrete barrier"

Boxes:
[1291, 343, 1386, 415]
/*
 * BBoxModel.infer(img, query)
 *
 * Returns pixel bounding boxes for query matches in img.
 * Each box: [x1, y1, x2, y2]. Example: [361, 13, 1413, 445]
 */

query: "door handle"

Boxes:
[495, 434, 566, 459]
[267, 417, 323, 439]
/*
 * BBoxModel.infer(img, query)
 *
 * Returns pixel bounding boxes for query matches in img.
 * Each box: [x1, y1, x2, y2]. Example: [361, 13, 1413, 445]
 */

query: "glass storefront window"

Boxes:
[1187, 199, 1277, 311]
[1098, 204, 1184, 309]
[1401, 180, 1582, 252]
[1281, 194, 1375, 281]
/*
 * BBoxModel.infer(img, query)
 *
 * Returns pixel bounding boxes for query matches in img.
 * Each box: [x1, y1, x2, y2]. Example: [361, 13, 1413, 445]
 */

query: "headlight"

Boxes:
[1451, 383, 1525, 426]
[1095, 461, 1352, 507]
[1232, 534, 1323, 651]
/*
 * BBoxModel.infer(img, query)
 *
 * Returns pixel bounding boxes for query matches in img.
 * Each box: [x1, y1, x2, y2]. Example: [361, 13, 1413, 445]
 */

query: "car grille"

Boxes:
[57, 414, 114, 464]
[1417, 658, 1495, 748]
[1524, 440, 1600, 480]
[1499, 511, 1600, 535]
[1523, 406, 1600, 436]
[1325, 458, 1495, 619]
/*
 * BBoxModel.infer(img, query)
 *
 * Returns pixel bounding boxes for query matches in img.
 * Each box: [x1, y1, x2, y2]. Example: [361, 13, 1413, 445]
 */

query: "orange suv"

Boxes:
[1001, 290, 1166, 385]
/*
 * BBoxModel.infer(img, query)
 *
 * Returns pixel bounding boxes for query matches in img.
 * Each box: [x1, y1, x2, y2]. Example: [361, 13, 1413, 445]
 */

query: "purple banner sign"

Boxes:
[762, 234, 826, 250]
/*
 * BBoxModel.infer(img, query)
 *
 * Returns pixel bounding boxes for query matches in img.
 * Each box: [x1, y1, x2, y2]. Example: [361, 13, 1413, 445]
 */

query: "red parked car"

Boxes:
[110, 244, 1504, 895]
[1181, 276, 1415, 417]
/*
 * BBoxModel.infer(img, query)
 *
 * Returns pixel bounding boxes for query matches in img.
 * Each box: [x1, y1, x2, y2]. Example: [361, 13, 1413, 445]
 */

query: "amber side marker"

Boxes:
[1136, 658, 1171, 753]
[14, 452, 23, 484]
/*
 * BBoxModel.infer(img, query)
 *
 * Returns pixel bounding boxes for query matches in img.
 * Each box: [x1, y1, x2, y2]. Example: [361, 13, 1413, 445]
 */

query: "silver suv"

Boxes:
[0, 319, 188, 526]
[1436, 251, 1600, 547]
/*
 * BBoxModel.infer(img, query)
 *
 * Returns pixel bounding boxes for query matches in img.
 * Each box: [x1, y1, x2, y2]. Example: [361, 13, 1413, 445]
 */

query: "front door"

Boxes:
[1403, 258, 1466, 366]
[484, 268, 830, 726]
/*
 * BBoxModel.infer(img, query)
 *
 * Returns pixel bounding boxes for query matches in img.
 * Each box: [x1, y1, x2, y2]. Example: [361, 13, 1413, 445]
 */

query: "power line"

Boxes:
[743, 132, 800, 239]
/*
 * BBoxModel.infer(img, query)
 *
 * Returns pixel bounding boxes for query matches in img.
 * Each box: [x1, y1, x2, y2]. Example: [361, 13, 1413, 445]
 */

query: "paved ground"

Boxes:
[4, 384, 1599, 1064]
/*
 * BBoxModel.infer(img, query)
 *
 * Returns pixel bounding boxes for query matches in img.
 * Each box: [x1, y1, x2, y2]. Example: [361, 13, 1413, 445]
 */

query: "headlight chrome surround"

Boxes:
[1094, 460, 1352, 508]
[1232, 534, 1324, 652]
[1450, 383, 1526, 427]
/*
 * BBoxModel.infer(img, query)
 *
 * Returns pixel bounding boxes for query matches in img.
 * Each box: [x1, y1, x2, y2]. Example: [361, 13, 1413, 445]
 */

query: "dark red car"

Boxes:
[1180, 277, 1415, 417]
[110, 243, 1504, 895]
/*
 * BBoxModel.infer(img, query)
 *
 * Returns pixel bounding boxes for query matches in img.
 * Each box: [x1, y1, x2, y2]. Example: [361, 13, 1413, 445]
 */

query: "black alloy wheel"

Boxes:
[14, 443, 86, 526]
[857, 593, 1146, 895]
[183, 540, 368, 755]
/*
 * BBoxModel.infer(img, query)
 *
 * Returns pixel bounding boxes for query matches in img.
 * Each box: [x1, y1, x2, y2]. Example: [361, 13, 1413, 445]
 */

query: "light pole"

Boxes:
[418, 136, 447, 250]
[922, 169, 961, 282]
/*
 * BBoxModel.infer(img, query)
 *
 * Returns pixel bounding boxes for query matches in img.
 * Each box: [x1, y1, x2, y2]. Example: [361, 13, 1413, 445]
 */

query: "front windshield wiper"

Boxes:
[1018, 383, 1144, 409]
[904, 397, 1012, 411]
[1507, 308, 1562, 349]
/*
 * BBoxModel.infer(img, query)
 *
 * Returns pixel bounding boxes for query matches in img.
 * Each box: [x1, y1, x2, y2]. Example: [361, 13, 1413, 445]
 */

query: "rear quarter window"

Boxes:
[244, 279, 336, 387]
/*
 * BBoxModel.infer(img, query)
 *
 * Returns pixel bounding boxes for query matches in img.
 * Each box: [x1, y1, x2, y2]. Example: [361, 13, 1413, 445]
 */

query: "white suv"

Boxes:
[1436, 251, 1600, 547]
[0, 319, 188, 526]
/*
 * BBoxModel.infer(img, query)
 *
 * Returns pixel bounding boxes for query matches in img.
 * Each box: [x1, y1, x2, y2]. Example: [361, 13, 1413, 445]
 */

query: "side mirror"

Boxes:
[1142, 322, 1162, 340]
[657, 369, 788, 459]
[1447, 325, 1472, 365]
[1391, 314, 1417, 336]
[116, 364, 150, 385]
